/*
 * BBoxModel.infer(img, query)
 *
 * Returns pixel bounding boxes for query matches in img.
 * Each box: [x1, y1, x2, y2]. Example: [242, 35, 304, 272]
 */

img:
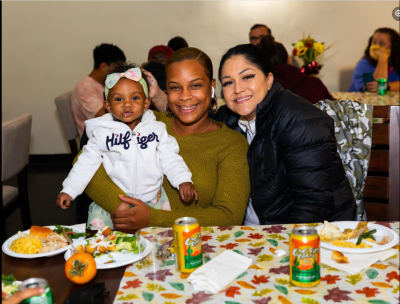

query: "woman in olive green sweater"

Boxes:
[81, 47, 250, 229]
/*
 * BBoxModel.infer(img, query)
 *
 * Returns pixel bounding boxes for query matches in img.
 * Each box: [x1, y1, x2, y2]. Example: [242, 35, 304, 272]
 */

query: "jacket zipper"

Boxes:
[122, 114, 153, 197]
[132, 127, 139, 197]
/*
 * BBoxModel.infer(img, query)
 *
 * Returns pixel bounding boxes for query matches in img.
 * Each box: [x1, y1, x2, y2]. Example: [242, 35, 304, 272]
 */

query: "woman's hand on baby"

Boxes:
[141, 69, 159, 100]
[56, 192, 72, 209]
[111, 195, 151, 230]
[179, 182, 198, 203]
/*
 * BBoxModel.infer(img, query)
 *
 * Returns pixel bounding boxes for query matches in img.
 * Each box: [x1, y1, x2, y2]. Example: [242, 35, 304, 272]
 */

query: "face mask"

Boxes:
[369, 45, 381, 60]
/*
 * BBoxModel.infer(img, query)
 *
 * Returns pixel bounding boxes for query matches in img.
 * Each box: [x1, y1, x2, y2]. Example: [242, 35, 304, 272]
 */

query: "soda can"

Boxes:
[290, 226, 320, 287]
[377, 78, 387, 95]
[172, 217, 203, 273]
[18, 278, 53, 304]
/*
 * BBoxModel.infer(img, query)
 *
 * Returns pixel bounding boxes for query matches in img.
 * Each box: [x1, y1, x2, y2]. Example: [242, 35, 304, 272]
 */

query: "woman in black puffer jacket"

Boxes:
[216, 44, 356, 225]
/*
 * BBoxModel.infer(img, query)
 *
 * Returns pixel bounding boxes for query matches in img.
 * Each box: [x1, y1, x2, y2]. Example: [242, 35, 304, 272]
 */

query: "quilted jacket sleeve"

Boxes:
[280, 113, 336, 223]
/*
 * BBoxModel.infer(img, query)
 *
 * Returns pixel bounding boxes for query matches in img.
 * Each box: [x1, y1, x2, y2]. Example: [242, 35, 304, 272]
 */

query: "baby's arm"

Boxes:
[58, 135, 102, 207]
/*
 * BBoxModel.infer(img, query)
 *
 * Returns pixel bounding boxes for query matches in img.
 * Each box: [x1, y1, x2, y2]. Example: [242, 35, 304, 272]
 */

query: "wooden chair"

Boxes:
[364, 105, 399, 221]
[55, 91, 79, 157]
[2, 113, 33, 243]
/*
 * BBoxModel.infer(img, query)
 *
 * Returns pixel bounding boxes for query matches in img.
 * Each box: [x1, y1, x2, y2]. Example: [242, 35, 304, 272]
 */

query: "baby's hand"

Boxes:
[179, 182, 198, 203]
[56, 192, 72, 209]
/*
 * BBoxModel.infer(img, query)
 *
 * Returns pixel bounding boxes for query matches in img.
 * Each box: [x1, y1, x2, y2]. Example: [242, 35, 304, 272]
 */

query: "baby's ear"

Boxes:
[103, 100, 111, 112]
[144, 98, 151, 110]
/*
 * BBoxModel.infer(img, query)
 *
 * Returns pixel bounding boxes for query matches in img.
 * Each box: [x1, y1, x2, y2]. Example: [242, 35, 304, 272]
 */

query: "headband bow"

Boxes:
[104, 68, 149, 99]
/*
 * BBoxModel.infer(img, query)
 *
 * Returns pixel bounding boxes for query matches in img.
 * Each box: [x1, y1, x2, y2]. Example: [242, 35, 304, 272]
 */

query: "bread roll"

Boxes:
[30, 226, 52, 238]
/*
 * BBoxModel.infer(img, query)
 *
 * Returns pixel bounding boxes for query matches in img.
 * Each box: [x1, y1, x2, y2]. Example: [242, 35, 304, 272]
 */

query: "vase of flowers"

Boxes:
[292, 35, 327, 75]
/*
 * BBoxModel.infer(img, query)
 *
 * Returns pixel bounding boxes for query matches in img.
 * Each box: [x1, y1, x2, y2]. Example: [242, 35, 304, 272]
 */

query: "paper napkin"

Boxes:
[321, 248, 398, 275]
[70, 223, 87, 232]
[187, 250, 252, 293]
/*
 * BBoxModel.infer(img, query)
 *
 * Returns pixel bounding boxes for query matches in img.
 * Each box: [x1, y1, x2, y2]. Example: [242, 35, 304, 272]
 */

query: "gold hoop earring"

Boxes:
[165, 102, 173, 118]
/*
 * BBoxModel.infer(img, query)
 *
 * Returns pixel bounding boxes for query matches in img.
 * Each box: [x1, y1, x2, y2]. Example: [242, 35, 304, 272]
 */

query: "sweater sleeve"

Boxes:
[157, 125, 192, 188]
[148, 136, 250, 227]
[281, 115, 336, 223]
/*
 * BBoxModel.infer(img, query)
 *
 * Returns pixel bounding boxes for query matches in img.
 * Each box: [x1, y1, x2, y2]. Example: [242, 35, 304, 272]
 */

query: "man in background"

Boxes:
[142, 45, 174, 92]
[250, 24, 300, 68]
[71, 43, 126, 138]
[249, 24, 272, 46]
[168, 36, 189, 51]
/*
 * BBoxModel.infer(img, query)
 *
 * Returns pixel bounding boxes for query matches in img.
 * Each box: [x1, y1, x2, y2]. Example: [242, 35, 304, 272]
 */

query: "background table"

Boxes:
[331, 91, 399, 106]
[115, 222, 399, 304]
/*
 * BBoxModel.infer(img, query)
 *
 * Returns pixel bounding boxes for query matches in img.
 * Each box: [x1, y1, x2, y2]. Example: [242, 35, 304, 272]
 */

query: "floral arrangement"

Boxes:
[292, 35, 327, 75]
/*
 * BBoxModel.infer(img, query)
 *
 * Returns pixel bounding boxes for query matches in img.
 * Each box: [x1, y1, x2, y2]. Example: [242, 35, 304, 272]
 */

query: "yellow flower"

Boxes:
[297, 47, 308, 56]
[313, 42, 325, 55]
[294, 41, 305, 49]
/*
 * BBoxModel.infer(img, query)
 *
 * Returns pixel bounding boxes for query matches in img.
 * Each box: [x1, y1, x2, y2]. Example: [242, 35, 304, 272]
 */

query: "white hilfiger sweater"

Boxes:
[61, 111, 192, 201]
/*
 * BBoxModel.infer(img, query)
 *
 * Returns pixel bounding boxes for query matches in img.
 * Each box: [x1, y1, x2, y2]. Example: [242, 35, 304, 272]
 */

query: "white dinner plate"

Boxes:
[315, 221, 399, 254]
[2, 226, 85, 259]
[1, 280, 22, 299]
[64, 237, 152, 269]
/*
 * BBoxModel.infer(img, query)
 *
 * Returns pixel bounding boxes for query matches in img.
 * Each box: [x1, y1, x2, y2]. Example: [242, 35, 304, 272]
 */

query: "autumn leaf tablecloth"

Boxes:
[115, 222, 399, 304]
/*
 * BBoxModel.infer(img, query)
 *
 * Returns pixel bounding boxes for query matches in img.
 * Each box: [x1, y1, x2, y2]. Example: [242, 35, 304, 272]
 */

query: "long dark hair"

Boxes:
[258, 35, 289, 66]
[165, 47, 217, 114]
[218, 44, 274, 82]
[364, 28, 399, 73]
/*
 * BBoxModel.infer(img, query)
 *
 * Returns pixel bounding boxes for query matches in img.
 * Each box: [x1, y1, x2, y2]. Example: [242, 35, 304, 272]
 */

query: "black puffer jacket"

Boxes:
[215, 82, 356, 224]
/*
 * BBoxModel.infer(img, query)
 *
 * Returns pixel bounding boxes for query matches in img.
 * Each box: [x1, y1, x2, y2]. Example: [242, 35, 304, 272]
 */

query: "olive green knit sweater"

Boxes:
[80, 112, 250, 227]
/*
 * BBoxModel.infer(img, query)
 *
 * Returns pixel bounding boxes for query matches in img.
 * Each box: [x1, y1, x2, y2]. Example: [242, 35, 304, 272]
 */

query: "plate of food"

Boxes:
[2, 274, 21, 300]
[2, 225, 88, 259]
[316, 221, 399, 254]
[64, 226, 152, 269]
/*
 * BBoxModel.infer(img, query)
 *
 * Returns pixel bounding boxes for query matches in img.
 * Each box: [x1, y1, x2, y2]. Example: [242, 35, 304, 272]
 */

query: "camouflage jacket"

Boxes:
[315, 99, 373, 221]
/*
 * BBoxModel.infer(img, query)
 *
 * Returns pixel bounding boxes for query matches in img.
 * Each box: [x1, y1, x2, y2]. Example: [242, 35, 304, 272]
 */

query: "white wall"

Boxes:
[2, 1, 398, 154]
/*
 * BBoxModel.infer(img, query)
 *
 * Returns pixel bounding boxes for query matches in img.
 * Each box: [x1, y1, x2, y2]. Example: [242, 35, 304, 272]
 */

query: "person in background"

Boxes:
[349, 28, 399, 92]
[259, 35, 333, 103]
[216, 44, 356, 225]
[168, 36, 189, 51]
[249, 24, 272, 46]
[72, 43, 126, 138]
[142, 45, 174, 92]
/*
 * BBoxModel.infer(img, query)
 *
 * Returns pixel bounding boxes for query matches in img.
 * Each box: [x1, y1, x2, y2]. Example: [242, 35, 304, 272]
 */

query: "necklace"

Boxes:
[173, 117, 213, 136]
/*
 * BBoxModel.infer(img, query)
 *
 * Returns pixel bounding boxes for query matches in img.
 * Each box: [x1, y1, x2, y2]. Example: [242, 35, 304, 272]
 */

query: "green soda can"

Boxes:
[18, 278, 53, 304]
[377, 78, 387, 95]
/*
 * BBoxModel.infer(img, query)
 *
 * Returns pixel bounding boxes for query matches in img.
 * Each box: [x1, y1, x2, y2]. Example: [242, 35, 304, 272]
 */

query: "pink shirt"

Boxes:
[71, 76, 104, 137]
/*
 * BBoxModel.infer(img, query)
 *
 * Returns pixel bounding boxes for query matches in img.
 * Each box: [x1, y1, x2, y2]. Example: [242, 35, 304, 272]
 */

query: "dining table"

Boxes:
[2, 222, 399, 304]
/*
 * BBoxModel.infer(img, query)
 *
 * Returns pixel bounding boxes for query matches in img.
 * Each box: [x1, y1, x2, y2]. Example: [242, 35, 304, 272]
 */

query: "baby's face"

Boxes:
[105, 78, 150, 130]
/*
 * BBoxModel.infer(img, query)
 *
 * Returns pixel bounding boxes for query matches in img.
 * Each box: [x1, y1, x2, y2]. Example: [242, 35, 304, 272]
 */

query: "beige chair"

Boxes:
[338, 66, 356, 92]
[2, 113, 33, 243]
[55, 91, 79, 156]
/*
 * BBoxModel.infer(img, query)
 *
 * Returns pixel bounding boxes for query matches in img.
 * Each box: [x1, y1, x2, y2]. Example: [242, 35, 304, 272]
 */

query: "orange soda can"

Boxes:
[289, 226, 320, 287]
[171, 217, 203, 273]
